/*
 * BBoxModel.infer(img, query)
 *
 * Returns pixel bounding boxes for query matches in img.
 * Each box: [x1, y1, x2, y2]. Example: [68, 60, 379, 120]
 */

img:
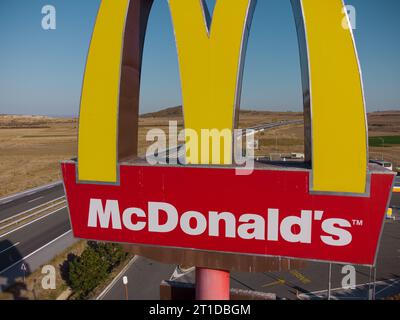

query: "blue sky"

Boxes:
[0, 0, 399, 116]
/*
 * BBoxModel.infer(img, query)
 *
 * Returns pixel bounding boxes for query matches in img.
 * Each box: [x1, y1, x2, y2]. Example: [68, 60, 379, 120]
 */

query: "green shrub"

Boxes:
[68, 242, 127, 299]
[88, 241, 127, 268]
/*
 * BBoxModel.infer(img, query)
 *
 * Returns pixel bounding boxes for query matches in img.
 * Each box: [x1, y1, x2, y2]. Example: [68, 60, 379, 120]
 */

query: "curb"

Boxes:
[95, 256, 139, 300]
[0, 181, 62, 205]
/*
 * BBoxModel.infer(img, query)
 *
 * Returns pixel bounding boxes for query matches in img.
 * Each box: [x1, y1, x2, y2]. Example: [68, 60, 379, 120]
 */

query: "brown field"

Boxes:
[253, 111, 400, 166]
[0, 116, 77, 196]
[0, 108, 399, 198]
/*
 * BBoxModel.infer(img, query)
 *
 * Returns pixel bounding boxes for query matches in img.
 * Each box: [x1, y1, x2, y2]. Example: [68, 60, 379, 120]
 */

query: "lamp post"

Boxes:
[122, 276, 129, 300]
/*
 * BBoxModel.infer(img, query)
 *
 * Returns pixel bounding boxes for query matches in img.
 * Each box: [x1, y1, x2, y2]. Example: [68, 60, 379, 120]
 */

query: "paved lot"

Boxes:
[103, 197, 400, 300]
[231, 218, 400, 300]
[391, 190, 400, 214]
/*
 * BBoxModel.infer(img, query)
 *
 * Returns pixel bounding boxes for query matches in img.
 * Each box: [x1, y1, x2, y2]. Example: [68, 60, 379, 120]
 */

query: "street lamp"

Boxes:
[122, 276, 129, 300]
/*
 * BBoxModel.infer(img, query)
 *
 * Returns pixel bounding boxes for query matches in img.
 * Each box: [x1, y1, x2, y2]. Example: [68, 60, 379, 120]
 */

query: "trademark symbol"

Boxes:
[352, 219, 363, 226]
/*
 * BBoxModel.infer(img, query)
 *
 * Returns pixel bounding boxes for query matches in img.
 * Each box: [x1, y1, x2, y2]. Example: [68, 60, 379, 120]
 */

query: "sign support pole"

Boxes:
[373, 267, 377, 300]
[368, 266, 373, 300]
[196, 267, 230, 300]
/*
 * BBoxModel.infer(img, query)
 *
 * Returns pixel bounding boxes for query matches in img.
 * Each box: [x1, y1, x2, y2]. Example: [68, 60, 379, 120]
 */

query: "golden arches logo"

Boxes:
[78, 0, 367, 194]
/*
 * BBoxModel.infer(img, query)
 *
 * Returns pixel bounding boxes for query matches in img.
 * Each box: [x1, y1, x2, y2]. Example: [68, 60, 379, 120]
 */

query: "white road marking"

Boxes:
[0, 230, 72, 275]
[0, 206, 67, 239]
[0, 196, 65, 225]
[375, 278, 400, 295]
[0, 242, 20, 255]
[28, 196, 44, 203]
[170, 266, 195, 281]
[96, 256, 139, 300]
[0, 181, 62, 204]
[0, 201, 66, 233]
[298, 278, 399, 299]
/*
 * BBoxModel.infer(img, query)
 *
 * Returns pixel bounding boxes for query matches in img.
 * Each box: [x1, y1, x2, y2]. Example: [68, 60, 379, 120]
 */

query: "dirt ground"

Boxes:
[0, 109, 399, 197]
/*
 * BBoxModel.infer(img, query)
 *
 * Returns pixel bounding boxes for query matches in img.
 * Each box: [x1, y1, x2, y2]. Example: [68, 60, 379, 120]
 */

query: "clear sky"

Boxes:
[0, 0, 399, 116]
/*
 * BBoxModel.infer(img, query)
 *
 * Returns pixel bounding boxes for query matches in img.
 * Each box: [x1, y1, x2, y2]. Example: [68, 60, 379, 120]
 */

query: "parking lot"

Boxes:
[171, 190, 400, 300]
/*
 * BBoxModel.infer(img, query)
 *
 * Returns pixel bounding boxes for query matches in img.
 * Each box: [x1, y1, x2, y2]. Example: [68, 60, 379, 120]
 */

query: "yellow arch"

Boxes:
[300, 0, 367, 193]
[168, 0, 255, 165]
[78, 0, 368, 195]
[78, 0, 129, 183]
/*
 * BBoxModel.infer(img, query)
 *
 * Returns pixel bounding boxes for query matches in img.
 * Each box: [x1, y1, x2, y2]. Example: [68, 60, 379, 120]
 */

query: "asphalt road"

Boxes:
[230, 219, 400, 300]
[391, 187, 400, 210]
[0, 207, 70, 270]
[101, 216, 400, 300]
[0, 183, 64, 222]
[100, 188, 400, 300]
[100, 256, 176, 300]
[0, 204, 72, 289]
[0, 183, 74, 293]
[0, 120, 398, 299]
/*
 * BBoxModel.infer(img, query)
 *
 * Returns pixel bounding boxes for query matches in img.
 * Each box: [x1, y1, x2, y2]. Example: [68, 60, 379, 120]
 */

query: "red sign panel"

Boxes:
[62, 162, 394, 266]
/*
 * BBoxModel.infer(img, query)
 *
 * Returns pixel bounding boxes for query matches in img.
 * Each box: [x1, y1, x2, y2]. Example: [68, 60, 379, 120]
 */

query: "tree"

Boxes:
[88, 241, 126, 268]
[67, 242, 127, 299]
[68, 246, 109, 298]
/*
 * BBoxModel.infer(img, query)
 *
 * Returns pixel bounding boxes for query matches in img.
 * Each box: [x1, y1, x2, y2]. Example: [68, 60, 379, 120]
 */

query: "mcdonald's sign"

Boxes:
[62, 0, 396, 267]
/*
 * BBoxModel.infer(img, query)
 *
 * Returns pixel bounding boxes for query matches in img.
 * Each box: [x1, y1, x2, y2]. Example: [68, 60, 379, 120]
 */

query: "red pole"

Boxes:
[196, 267, 230, 300]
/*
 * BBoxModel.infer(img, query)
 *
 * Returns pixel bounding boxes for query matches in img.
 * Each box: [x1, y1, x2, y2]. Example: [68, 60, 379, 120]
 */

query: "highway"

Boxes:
[0, 209, 75, 294]
[0, 120, 398, 299]
[0, 182, 64, 222]
[0, 120, 301, 294]
[0, 184, 75, 294]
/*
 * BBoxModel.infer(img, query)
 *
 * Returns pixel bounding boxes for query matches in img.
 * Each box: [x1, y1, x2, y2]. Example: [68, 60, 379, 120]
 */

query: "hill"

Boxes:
[140, 106, 303, 118]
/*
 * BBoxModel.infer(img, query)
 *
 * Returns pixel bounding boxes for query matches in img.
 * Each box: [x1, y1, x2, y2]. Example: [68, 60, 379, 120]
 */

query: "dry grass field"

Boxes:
[367, 111, 400, 167]
[0, 108, 399, 198]
[0, 116, 77, 196]
[252, 111, 400, 166]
